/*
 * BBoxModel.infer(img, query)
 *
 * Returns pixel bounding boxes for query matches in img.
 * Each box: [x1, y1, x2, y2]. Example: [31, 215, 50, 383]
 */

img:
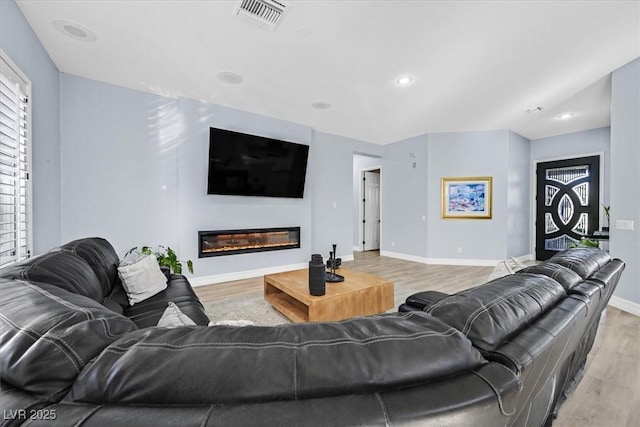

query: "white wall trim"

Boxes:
[190, 262, 307, 287]
[608, 296, 640, 317]
[380, 250, 429, 264]
[190, 253, 354, 287]
[426, 258, 501, 267]
[353, 245, 363, 252]
[515, 253, 534, 263]
[381, 250, 500, 266]
[341, 254, 355, 262]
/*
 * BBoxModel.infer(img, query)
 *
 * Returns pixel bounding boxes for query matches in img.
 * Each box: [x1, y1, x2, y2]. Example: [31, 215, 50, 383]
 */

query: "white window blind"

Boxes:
[0, 52, 32, 267]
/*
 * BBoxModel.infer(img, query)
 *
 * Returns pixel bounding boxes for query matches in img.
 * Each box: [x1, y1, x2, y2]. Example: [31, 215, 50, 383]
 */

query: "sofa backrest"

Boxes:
[0, 278, 137, 400]
[65, 312, 487, 405]
[516, 263, 583, 291]
[59, 237, 120, 298]
[549, 247, 611, 279]
[425, 274, 567, 352]
[0, 250, 105, 303]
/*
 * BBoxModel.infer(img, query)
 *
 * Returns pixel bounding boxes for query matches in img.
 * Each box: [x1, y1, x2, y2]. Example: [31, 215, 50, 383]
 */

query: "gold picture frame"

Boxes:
[441, 176, 493, 219]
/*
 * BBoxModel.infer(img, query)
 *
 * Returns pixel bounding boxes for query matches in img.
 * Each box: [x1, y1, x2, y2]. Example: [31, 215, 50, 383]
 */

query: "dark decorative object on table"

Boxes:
[326, 243, 344, 283]
[309, 254, 326, 296]
[326, 243, 342, 270]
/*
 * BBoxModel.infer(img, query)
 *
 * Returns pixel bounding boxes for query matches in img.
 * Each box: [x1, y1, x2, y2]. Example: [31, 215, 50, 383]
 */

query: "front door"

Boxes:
[536, 155, 600, 260]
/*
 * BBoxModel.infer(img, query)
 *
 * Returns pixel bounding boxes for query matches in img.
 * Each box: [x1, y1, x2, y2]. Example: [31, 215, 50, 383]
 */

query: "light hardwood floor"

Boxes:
[194, 251, 639, 427]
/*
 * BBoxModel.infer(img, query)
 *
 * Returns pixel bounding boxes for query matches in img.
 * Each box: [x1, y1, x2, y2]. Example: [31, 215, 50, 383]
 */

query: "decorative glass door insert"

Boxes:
[536, 156, 600, 260]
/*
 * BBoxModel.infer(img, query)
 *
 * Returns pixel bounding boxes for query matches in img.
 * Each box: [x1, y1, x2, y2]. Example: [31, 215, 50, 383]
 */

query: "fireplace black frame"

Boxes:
[198, 227, 301, 258]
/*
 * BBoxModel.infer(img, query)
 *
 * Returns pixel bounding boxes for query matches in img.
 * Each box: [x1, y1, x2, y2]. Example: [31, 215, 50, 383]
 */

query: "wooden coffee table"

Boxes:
[264, 268, 394, 322]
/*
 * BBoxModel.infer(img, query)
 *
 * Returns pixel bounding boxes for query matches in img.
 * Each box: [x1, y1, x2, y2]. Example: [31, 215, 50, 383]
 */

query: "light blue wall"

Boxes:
[60, 74, 180, 257]
[1, 0, 61, 254]
[610, 58, 640, 306]
[176, 97, 313, 277]
[381, 134, 429, 258]
[310, 132, 381, 260]
[353, 154, 382, 249]
[426, 131, 511, 261]
[59, 75, 380, 277]
[507, 131, 531, 258]
[381, 130, 530, 262]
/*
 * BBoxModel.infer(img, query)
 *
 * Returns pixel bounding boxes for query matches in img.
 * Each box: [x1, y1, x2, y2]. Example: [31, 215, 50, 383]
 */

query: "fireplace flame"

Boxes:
[202, 240, 299, 253]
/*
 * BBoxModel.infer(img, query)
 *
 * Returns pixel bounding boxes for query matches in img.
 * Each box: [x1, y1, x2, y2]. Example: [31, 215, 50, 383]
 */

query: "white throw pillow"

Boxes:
[158, 302, 196, 328]
[117, 254, 168, 305]
[208, 319, 254, 327]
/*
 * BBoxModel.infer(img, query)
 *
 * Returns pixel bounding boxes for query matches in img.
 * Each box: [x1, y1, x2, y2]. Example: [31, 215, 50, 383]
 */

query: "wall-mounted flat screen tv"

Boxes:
[207, 127, 309, 198]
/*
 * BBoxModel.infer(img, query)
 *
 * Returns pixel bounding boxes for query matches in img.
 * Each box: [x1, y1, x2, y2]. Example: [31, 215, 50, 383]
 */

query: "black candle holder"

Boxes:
[325, 243, 344, 282]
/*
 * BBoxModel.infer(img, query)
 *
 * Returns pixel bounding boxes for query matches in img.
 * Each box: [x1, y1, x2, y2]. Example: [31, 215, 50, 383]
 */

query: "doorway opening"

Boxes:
[360, 167, 381, 252]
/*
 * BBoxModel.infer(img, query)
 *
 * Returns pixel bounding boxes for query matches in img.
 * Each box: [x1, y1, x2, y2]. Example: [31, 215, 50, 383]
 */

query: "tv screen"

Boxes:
[207, 127, 309, 198]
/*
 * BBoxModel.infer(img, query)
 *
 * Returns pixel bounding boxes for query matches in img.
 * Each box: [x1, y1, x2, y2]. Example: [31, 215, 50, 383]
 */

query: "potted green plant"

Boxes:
[569, 237, 600, 248]
[125, 245, 194, 275]
[602, 204, 610, 231]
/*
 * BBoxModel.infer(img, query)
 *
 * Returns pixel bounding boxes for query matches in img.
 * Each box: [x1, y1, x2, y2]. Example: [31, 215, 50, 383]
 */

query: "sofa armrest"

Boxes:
[402, 291, 450, 311]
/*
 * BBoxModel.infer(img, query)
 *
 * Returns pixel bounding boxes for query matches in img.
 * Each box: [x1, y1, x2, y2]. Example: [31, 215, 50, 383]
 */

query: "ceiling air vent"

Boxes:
[235, 0, 291, 31]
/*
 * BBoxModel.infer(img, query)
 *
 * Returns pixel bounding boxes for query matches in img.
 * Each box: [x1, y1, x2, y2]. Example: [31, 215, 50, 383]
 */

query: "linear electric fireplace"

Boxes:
[198, 227, 301, 258]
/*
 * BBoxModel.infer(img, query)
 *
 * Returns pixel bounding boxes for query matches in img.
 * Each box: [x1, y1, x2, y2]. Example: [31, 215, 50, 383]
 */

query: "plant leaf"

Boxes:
[187, 260, 194, 274]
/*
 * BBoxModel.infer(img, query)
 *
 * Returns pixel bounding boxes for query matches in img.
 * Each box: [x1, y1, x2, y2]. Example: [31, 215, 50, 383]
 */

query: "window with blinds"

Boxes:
[0, 52, 32, 267]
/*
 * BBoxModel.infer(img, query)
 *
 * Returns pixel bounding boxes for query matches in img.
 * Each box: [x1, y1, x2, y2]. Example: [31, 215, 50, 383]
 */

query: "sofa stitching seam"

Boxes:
[472, 370, 515, 416]
[375, 392, 391, 427]
[102, 329, 460, 353]
[0, 312, 82, 373]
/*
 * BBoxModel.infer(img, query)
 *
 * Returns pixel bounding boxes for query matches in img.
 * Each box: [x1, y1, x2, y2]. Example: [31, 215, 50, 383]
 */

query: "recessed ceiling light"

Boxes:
[557, 113, 575, 120]
[311, 101, 331, 110]
[396, 75, 414, 86]
[52, 19, 97, 42]
[526, 106, 544, 113]
[217, 71, 243, 84]
[297, 26, 311, 37]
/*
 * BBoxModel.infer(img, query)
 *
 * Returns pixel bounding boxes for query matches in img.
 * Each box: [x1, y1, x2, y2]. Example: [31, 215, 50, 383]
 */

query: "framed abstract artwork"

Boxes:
[441, 176, 493, 219]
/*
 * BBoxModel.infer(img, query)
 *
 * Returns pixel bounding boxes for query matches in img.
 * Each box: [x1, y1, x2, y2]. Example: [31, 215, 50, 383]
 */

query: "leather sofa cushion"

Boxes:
[425, 273, 566, 352]
[67, 312, 486, 405]
[587, 259, 625, 288]
[0, 250, 104, 303]
[60, 237, 120, 298]
[123, 275, 210, 327]
[549, 248, 611, 279]
[516, 263, 583, 291]
[0, 278, 137, 399]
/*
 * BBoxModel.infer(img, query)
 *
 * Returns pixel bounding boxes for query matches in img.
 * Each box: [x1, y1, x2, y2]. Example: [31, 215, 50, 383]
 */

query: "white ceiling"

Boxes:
[16, 0, 640, 144]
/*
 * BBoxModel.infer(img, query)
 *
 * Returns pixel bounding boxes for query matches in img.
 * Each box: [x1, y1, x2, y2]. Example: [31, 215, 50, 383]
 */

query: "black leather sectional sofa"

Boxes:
[0, 237, 624, 426]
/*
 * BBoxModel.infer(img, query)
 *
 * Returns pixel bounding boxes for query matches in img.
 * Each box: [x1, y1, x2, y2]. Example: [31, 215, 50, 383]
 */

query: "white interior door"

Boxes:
[363, 171, 380, 251]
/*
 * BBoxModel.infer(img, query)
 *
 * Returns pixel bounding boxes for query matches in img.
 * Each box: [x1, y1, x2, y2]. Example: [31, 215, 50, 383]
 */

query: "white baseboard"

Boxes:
[426, 258, 502, 267]
[608, 296, 640, 317]
[353, 245, 362, 252]
[190, 262, 307, 287]
[190, 253, 354, 287]
[514, 253, 534, 263]
[380, 251, 429, 264]
[380, 250, 500, 267]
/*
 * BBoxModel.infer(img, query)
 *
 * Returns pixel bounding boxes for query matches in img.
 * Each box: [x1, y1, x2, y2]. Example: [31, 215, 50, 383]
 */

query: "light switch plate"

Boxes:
[615, 220, 634, 230]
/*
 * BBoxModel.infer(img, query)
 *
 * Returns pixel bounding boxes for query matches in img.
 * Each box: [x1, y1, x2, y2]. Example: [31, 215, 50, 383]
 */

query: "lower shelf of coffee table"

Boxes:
[264, 291, 310, 323]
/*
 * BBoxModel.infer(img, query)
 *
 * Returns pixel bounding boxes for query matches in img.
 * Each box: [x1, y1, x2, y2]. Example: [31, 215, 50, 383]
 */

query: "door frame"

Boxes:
[530, 151, 605, 259]
[358, 165, 383, 252]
